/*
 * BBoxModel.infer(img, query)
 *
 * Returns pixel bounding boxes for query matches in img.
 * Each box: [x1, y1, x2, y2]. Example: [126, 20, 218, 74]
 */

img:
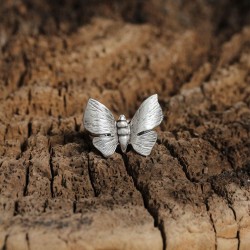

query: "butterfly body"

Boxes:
[116, 115, 130, 153]
[83, 94, 163, 157]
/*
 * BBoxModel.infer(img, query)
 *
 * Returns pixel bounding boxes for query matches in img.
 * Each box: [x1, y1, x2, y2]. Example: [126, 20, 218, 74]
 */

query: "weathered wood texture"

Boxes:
[0, 1, 250, 249]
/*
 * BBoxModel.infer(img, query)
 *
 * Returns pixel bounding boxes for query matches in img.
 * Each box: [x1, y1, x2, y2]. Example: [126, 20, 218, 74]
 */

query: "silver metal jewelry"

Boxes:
[83, 94, 163, 157]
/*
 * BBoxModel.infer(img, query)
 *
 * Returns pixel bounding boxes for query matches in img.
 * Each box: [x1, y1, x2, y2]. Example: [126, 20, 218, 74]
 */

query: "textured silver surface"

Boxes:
[131, 130, 157, 156]
[83, 94, 163, 157]
[129, 94, 163, 156]
[84, 98, 116, 135]
[130, 94, 163, 135]
[93, 135, 118, 157]
[117, 115, 130, 153]
[84, 98, 118, 157]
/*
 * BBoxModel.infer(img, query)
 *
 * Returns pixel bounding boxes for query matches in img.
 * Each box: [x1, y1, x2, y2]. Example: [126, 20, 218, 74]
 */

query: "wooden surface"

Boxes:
[0, 1, 250, 249]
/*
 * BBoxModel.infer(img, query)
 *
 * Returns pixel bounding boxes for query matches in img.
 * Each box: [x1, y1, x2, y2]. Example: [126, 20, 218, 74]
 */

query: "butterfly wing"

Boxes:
[131, 131, 157, 156]
[130, 94, 163, 134]
[84, 98, 118, 157]
[93, 135, 118, 157]
[130, 94, 163, 156]
[84, 98, 116, 135]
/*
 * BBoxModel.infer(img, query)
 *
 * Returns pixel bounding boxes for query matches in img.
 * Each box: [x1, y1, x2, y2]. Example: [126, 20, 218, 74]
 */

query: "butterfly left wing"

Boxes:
[84, 98, 118, 157]
[84, 98, 116, 135]
[93, 135, 118, 157]
[130, 94, 163, 156]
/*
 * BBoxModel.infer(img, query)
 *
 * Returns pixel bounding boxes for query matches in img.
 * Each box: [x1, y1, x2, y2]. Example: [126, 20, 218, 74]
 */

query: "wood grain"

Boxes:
[0, 1, 249, 249]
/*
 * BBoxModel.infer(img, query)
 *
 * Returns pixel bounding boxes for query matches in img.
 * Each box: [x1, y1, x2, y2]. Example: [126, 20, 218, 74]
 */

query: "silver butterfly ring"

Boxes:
[83, 94, 163, 157]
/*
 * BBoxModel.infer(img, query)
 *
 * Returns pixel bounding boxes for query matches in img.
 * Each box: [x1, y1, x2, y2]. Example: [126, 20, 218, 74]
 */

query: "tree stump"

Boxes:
[0, 1, 249, 249]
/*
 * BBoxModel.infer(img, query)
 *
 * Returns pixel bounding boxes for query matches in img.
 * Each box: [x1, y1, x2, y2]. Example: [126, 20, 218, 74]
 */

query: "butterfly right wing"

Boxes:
[131, 131, 157, 156]
[130, 94, 163, 135]
[84, 98, 118, 157]
[130, 94, 163, 156]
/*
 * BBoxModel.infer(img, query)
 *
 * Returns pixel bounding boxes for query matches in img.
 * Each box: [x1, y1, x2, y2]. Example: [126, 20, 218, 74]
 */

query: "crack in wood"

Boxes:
[74, 117, 80, 132]
[17, 53, 29, 88]
[121, 153, 166, 250]
[48, 141, 55, 198]
[13, 200, 19, 216]
[3, 124, 9, 142]
[237, 230, 240, 250]
[87, 153, 99, 197]
[210, 180, 241, 250]
[27, 121, 32, 138]
[73, 200, 77, 213]
[28, 88, 32, 105]
[205, 199, 217, 250]
[229, 205, 240, 250]
[63, 95, 67, 114]
[43, 199, 48, 213]
[23, 164, 30, 196]
[163, 140, 196, 183]
[26, 232, 30, 250]
[1, 234, 8, 250]
[201, 135, 235, 170]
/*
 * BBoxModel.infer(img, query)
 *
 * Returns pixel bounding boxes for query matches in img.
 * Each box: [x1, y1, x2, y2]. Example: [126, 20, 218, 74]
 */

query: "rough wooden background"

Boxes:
[0, 0, 250, 249]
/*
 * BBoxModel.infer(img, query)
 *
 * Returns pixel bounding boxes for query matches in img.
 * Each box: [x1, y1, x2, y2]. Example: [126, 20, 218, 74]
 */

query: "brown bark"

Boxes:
[0, 1, 250, 249]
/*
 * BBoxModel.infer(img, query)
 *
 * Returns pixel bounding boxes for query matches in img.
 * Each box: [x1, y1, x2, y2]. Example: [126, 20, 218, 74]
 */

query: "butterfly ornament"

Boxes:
[83, 94, 163, 157]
